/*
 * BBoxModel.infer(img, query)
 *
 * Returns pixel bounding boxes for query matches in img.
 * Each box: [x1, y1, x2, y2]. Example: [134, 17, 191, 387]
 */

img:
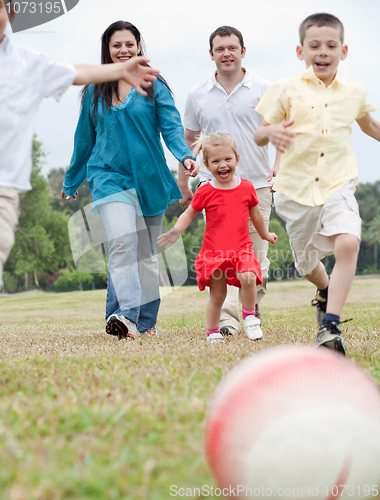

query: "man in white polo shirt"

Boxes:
[179, 25, 279, 335]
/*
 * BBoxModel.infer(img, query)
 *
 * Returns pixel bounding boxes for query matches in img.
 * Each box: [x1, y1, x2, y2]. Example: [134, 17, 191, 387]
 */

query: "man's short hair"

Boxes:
[299, 13, 344, 45]
[209, 26, 244, 52]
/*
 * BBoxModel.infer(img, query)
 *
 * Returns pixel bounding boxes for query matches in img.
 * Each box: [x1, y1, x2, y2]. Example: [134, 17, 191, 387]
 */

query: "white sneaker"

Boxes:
[206, 332, 225, 344]
[243, 315, 263, 341]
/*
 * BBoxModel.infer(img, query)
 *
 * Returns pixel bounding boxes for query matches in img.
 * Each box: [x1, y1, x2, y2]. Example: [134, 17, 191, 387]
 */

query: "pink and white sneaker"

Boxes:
[141, 326, 159, 338]
[206, 332, 225, 344]
[243, 315, 263, 341]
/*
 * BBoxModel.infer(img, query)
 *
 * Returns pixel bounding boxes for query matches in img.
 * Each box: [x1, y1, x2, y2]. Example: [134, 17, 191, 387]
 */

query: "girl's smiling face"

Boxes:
[109, 30, 141, 64]
[205, 145, 239, 187]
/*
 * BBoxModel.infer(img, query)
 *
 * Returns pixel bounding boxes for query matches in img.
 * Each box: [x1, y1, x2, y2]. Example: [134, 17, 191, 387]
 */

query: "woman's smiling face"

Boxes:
[109, 30, 141, 64]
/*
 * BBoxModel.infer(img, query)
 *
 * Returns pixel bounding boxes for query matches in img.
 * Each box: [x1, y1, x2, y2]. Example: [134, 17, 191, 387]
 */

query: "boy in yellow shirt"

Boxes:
[254, 13, 380, 354]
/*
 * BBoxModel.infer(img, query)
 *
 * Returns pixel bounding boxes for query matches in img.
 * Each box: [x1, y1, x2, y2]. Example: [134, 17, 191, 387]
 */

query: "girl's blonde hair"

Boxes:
[192, 132, 239, 163]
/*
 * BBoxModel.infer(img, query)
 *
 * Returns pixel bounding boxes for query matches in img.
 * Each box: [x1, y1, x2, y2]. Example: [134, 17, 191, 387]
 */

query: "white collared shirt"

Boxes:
[0, 36, 77, 191]
[183, 69, 271, 187]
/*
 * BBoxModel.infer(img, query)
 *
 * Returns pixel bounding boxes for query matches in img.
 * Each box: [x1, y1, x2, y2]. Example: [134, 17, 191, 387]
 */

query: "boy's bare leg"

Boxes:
[326, 233, 360, 316]
[307, 234, 359, 355]
[236, 271, 257, 310]
[305, 261, 329, 290]
[207, 273, 227, 330]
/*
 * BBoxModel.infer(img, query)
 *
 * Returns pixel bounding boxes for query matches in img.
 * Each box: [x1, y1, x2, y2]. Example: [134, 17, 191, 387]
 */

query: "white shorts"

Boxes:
[0, 187, 20, 288]
[274, 181, 361, 276]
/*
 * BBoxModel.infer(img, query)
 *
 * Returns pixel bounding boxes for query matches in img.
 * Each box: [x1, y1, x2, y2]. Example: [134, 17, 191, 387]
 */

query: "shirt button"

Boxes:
[320, 152, 324, 157]
[325, 103, 328, 107]
[315, 177, 319, 182]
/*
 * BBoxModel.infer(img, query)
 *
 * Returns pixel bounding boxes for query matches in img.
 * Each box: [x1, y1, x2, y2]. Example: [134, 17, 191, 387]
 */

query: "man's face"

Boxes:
[210, 34, 246, 75]
[297, 25, 347, 87]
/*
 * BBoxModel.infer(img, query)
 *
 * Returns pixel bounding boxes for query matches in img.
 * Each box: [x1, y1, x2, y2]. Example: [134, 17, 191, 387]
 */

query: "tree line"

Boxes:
[2, 139, 380, 293]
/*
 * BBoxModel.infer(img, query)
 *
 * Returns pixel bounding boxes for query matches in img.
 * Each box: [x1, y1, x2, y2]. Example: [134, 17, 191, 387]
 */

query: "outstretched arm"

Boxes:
[157, 206, 199, 249]
[73, 57, 159, 96]
[254, 119, 296, 153]
[356, 113, 380, 142]
[249, 205, 277, 244]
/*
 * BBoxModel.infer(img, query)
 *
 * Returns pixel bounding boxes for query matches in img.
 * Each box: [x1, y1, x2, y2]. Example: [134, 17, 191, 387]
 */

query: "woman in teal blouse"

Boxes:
[62, 21, 198, 339]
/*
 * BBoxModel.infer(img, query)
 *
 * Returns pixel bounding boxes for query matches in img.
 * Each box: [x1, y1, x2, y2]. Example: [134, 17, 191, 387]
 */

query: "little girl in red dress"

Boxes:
[158, 132, 277, 343]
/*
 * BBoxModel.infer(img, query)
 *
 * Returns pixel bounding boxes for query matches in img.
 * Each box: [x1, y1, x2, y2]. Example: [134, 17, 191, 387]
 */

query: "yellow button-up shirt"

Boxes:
[255, 65, 376, 206]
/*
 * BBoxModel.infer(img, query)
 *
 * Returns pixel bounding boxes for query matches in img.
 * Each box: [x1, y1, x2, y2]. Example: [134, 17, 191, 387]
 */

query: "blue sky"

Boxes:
[8, 0, 380, 184]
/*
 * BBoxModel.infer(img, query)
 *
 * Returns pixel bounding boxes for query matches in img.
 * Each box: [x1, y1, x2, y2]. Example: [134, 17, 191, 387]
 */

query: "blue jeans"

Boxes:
[98, 202, 164, 333]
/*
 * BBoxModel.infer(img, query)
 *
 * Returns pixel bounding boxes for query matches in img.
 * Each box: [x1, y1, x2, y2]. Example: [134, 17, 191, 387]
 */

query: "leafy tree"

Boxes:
[355, 182, 380, 274]
[53, 269, 95, 292]
[5, 139, 71, 289]
[268, 219, 294, 279]
[356, 181, 380, 223]
[362, 207, 380, 273]
[182, 216, 205, 285]
[48, 167, 92, 216]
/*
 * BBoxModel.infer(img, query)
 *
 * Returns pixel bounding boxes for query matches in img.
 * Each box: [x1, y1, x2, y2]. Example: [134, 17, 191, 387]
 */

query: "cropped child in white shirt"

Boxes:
[0, 0, 159, 287]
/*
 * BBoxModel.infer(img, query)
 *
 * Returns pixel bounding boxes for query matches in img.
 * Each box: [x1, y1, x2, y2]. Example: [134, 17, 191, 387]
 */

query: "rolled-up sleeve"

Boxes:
[183, 91, 200, 132]
[356, 89, 377, 120]
[255, 82, 287, 125]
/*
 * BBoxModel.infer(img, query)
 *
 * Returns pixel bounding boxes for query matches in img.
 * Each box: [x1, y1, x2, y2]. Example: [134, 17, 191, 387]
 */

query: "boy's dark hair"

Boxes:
[299, 13, 344, 45]
[209, 26, 244, 52]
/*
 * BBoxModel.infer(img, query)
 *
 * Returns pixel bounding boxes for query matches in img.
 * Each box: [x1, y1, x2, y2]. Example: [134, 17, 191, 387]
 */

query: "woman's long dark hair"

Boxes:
[81, 21, 170, 121]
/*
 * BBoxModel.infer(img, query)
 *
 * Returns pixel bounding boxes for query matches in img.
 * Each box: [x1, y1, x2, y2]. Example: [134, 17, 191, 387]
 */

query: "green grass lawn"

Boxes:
[0, 278, 379, 499]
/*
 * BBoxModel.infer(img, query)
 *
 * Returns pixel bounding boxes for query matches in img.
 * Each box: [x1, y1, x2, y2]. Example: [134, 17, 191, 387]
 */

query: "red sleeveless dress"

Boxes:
[191, 178, 263, 291]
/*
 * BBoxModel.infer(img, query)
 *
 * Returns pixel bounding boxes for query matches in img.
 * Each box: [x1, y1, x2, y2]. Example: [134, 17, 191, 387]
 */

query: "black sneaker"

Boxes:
[315, 321, 347, 355]
[255, 304, 262, 325]
[220, 326, 233, 336]
[105, 314, 138, 339]
[311, 289, 327, 326]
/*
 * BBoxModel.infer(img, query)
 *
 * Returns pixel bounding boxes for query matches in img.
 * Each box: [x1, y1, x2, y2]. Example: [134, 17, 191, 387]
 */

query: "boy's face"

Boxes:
[210, 34, 246, 76]
[0, 0, 14, 41]
[296, 25, 348, 87]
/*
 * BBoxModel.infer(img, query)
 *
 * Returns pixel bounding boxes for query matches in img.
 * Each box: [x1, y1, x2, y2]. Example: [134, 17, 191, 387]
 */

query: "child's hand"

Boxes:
[157, 227, 181, 249]
[121, 56, 159, 96]
[267, 121, 296, 153]
[266, 232, 278, 244]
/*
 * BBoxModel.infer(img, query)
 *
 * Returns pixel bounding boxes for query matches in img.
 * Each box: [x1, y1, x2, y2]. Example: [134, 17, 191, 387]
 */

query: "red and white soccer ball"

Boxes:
[205, 346, 380, 500]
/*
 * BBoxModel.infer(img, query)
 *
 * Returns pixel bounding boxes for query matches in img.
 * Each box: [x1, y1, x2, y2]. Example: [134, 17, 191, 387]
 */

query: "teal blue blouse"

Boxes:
[63, 80, 191, 217]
